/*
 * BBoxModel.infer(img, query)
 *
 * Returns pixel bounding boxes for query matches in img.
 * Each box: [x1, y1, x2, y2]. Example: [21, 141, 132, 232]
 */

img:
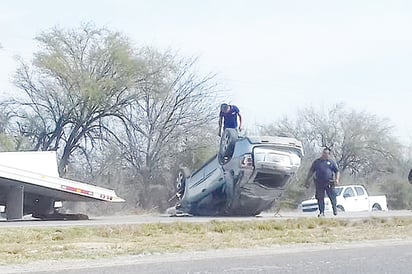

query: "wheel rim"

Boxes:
[372, 204, 381, 211]
[222, 135, 229, 153]
[176, 171, 185, 199]
[221, 133, 231, 154]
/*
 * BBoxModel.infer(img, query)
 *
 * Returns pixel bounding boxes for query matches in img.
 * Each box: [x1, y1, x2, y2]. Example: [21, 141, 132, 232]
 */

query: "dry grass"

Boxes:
[0, 217, 411, 264]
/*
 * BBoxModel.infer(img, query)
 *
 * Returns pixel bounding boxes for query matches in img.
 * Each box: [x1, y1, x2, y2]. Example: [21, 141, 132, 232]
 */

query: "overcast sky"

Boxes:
[1, 0, 412, 144]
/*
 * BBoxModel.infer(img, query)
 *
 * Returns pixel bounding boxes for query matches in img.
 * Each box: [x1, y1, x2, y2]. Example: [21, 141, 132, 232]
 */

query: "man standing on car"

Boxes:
[305, 147, 340, 217]
[218, 103, 242, 137]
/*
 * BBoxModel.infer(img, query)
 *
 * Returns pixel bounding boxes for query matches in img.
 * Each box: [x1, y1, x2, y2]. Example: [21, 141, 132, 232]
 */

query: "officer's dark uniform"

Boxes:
[309, 158, 339, 216]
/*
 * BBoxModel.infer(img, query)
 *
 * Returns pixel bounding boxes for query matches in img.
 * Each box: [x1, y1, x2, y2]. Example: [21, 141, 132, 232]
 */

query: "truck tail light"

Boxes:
[240, 154, 254, 168]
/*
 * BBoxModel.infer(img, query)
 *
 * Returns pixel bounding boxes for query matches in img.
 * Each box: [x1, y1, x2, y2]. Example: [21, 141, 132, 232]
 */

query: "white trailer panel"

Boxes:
[0, 151, 124, 220]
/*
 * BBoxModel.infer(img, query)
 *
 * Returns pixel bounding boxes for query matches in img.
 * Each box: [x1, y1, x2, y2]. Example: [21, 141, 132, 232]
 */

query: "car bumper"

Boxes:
[300, 200, 332, 212]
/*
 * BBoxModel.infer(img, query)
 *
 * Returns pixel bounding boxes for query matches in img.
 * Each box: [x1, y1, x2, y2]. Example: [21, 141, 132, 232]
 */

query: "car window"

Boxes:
[334, 187, 343, 196]
[343, 187, 355, 197]
[354, 186, 365, 196]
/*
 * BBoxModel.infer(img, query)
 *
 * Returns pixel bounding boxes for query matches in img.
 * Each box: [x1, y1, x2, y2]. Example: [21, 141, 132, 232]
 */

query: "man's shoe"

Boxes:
[317, 213, 325, 217]
[333, 208, 338, 216]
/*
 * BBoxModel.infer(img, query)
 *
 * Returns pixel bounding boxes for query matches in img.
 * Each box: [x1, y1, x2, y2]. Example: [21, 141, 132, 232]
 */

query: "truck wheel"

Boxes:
[176, 167, 190, 200]
[372, 204, 382, 211]
[218, 128, 238, 164]
[337, 205, 345, 212]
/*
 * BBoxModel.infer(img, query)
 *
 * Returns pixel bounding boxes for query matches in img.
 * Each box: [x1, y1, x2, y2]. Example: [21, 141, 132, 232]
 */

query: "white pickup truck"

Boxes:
[300, 184, 388, 213]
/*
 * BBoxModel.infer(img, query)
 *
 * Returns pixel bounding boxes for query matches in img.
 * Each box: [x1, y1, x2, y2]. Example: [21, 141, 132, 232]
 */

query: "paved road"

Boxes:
[0, 211, 411, 273]
[1, 210, 411, 228]
[3, 239, 411, 274]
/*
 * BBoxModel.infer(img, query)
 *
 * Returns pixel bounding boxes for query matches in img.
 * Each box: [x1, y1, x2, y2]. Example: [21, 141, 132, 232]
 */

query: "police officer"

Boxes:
[305, 147, 340, 217]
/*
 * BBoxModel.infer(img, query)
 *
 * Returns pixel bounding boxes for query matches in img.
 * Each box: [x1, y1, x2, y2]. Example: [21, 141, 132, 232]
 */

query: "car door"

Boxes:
[341, 186, 357, 211]
[353, 186, 370, 211]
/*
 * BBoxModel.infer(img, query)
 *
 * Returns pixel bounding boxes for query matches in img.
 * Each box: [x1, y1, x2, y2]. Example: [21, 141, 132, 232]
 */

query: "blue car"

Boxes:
[168, 129, 304, 216]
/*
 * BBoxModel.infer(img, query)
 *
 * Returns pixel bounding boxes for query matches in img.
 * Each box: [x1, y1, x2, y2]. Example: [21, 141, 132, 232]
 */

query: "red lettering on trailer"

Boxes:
[61, 185, 93, 196]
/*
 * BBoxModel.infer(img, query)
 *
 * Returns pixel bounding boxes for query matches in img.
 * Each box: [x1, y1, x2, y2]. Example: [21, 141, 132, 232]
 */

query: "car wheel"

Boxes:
[408, 168, 412, 184]
[337, 205, 345, 212]
[176, 167, 190, 200]
[218, 128, 238, 164]
[372, 204, 382, 211]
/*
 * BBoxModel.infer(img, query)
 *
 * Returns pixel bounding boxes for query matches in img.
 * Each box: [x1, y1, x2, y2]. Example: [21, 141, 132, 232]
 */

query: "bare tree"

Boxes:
[261, 104, 401, 176]
[1, 24, 222, 211]
[114, 49, 220, 207]
[3, 23, 142, 174]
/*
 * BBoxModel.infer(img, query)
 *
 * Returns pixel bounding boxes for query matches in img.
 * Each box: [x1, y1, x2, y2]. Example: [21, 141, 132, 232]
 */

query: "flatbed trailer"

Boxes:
[0, 151, 124, 220]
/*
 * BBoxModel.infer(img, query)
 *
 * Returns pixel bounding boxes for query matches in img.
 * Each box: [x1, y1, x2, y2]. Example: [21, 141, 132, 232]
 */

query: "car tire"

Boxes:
[372, 203, 382, 211]
[408, 168, 412, 184]
[176, 167, 190, 200]
[218, 128, 238, 164]
[337, 205, 345, 212]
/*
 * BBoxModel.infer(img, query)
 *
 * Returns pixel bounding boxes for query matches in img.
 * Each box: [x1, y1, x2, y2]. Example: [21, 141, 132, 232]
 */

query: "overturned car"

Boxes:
[168, 129, 304, 216]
